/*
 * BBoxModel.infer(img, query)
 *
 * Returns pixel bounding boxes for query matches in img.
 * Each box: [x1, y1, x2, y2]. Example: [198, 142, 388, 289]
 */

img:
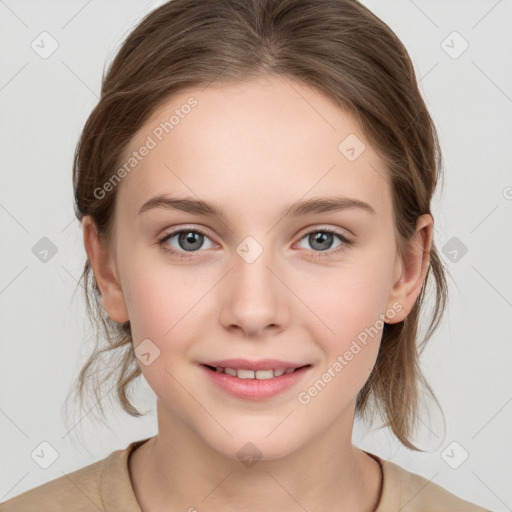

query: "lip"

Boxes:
[200, 363, 312, 401]
[200, 358, 309, 371]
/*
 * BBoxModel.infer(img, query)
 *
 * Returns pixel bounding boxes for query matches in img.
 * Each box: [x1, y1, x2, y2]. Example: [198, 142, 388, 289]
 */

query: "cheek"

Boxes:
[301, 258, 394, 339]
[121, 266, 199, 401]
[294, 277, 387, 417]
[295, 252, 395, 386]
[125, 270, 195, 343]
[120, 258, 216, 391]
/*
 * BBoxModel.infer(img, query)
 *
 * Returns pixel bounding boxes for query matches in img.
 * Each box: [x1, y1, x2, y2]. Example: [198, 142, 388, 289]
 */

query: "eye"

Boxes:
[296, 228, 353, 258]
[158, 226, 353, 260]
[158, 227, 215, 259]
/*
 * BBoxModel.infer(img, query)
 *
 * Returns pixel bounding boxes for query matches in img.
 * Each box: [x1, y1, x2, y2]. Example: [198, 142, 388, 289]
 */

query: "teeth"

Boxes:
[224, 367, 237, 377]
[237, 369, 257, 379]
[213, 366, 298, 379]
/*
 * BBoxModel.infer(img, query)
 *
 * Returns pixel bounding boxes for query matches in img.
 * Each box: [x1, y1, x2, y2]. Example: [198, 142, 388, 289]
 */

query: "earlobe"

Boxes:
[385, 214, 433, 324]
[82, 216, 129, 323]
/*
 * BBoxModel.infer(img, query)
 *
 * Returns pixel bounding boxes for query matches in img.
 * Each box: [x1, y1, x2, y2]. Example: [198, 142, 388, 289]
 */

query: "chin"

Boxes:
[199, 424, 305, 464]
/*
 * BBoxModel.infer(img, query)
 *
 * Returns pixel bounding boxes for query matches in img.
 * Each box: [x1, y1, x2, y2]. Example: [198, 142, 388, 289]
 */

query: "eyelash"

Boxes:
[158, 227, 353, 260]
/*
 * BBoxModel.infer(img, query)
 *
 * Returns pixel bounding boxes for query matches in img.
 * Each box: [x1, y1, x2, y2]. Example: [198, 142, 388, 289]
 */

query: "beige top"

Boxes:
[0, 437, 491, 511]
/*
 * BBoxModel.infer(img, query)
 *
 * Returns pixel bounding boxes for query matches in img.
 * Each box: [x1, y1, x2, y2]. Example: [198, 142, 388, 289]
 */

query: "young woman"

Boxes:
[1, 0, 492, 510]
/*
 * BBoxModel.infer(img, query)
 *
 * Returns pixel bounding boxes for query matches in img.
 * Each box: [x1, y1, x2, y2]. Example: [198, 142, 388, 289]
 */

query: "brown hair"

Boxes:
[65, 0, 448, 451]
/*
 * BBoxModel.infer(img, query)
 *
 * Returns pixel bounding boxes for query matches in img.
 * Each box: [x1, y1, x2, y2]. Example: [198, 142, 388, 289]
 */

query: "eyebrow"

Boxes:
[138, 194, 376, 219]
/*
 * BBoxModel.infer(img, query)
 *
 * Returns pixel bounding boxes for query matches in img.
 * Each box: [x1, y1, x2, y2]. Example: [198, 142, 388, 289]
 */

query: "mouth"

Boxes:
[200, 362, 313, 400]
[201, 364, 311, 380]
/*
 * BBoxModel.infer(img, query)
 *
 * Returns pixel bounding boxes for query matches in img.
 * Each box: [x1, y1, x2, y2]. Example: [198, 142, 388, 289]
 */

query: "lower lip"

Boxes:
[200, 364, 311, 401]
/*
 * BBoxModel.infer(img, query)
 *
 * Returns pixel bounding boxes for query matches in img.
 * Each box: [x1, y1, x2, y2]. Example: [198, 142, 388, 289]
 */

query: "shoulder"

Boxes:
[374, 454, 492, 512]
[0, 456, 107, 512]
[0, 438, 149, 512]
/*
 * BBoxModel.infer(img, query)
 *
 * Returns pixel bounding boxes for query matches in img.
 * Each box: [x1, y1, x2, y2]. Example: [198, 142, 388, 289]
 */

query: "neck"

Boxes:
[129, 403, 382, 512]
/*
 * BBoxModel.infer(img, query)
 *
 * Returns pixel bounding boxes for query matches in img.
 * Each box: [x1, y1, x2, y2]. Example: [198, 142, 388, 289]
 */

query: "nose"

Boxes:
[218, 246, 290, 338]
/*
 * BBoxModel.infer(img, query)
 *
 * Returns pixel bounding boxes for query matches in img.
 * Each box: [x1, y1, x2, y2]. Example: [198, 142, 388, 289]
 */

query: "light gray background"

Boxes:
[1, 0, 511, 509]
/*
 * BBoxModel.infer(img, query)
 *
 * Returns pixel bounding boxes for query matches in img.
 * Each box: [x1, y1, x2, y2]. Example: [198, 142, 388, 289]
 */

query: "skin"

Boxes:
[83, 74, 433, 512]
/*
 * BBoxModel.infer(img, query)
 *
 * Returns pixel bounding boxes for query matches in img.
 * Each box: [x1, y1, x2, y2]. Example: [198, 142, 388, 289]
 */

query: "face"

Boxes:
[85, 74, 427, 462]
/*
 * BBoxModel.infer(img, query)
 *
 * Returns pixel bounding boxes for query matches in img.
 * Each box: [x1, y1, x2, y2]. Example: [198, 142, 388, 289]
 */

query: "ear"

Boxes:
[82, 215, 129, 323]
[385, 214, 433, 323]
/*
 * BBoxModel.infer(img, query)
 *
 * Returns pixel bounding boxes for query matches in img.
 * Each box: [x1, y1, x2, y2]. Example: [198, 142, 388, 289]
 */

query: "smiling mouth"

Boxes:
[202, 364, 311, 380]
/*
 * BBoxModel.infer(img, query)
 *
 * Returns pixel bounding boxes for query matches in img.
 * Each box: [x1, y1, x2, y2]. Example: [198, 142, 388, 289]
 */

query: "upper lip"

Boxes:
[201, 358, 311, 371]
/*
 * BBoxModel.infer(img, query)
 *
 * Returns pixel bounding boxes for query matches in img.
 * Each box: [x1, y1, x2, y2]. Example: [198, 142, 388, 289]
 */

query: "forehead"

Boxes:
[116, 75, 391, 219]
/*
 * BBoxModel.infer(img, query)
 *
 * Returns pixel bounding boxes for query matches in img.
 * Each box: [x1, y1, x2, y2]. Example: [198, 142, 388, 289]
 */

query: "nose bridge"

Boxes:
[220, 234, 288, 335]
[234, 234, 279, 304]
